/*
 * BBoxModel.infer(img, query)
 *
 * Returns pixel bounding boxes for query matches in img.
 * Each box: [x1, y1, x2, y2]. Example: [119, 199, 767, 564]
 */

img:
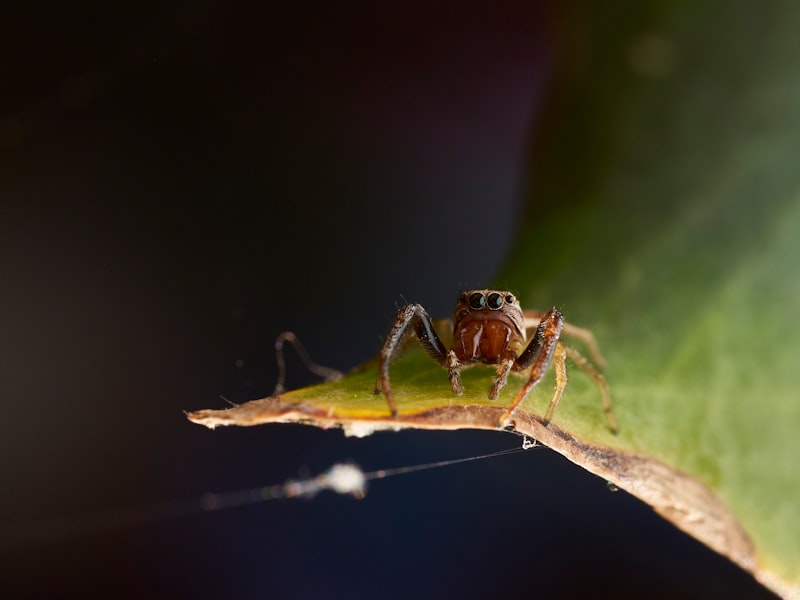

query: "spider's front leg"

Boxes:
[375, 304, 459, 417]
[498, 308, 565, 427]
[501, 308, 618, 433]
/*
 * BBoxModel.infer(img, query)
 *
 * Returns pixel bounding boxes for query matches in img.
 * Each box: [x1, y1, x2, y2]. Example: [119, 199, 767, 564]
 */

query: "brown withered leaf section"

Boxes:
[186, 396, 763, 590]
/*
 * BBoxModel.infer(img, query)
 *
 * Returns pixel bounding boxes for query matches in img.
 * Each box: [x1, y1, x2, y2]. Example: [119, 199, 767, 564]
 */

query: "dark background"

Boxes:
[0, 3, 774, 598]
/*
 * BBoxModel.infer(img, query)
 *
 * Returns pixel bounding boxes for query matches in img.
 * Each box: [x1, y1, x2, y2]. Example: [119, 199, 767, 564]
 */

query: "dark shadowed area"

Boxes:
[0, 3, 774, 598]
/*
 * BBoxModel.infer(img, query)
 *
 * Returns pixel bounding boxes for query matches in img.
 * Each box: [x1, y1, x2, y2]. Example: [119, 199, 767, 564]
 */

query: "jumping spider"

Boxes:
[375, 290, 618, 432]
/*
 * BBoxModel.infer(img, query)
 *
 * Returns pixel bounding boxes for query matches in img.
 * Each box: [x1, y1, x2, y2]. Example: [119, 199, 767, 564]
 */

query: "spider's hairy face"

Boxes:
[452, 290, 526, 364]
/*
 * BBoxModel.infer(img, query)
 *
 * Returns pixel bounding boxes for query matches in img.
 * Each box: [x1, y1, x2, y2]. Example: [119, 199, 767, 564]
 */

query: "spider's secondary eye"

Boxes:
[469, 292, 486, 309]
[487, 292, 503, 309]
[505, 294, 516, 304]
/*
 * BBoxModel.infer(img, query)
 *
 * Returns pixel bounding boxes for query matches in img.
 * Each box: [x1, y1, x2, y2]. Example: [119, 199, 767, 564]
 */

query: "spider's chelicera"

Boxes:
[375, 290, 618, 432]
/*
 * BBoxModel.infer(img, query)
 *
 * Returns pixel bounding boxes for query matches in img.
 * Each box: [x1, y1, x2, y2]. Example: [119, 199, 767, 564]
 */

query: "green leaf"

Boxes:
[188, 3, 800, 597]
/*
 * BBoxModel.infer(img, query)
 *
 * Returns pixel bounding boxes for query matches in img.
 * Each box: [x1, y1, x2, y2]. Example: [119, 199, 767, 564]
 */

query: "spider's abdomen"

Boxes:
[454, 319, 523, 364]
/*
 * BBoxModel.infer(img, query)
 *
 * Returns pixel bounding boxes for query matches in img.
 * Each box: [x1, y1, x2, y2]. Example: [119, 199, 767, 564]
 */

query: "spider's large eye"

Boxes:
[469, 292, 485, 309]
[487, 292, 504, 309]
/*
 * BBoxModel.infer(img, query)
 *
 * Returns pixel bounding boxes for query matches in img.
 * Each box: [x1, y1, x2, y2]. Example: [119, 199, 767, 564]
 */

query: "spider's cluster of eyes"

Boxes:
[460, 291, 517, 311]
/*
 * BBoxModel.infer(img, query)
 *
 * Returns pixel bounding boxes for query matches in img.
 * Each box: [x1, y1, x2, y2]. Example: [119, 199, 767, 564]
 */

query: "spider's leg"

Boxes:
[523, 310, 607, 369]
[273, 331, 343, 396]
[561, 322, 607, 370]
[375, 304, 452, 417]
[543, 340, 568, 424]
[564, 345, 618, 433]
[498, 308, 563, 426]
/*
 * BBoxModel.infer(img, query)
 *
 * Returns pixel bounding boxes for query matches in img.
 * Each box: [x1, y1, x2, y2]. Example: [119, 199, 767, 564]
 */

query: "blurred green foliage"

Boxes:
[499, 0, 800, 592]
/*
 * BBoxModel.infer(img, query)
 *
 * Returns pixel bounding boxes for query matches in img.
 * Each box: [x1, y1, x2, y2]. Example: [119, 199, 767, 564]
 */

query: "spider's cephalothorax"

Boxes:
[375, 290, 617, 432]
[452, 290, 526, 365]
